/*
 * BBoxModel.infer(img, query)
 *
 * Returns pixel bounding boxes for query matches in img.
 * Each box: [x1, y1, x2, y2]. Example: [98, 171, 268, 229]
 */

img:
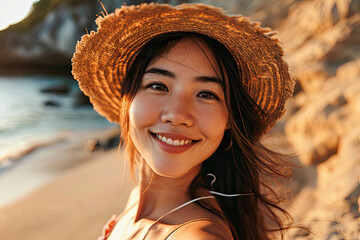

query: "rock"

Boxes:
[73, 91, 91, 106]
[84, 139, 99, 152]
[345, 184, 360, 218]
[84, 128, 120, 152]
[44, 100, 60, 107]
[99, 135, 120, 150]
[0, 0, 100, 70]
[277, 0, 360, 90]
[191, 0, 297, 28]
[0, 0, 199, 71]
[285, 77, 360, 165]
[288, 140, 360, 239]
[40, 84, 70, 94]
[337, 126, 360, 163]
[282, 2, 359, 235]
[291, 63, 331, 94]
[336, 58, 360, 82]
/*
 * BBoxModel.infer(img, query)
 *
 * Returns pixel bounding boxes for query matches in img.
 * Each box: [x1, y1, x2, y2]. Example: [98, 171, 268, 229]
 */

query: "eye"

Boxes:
[145, 82, 168, 92]
[197, 91, 219, 100]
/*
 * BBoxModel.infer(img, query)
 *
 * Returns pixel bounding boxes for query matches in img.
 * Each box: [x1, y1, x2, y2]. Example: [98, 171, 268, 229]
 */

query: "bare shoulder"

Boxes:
[164, 196, 233, 239]
[166, 218, 233, 240]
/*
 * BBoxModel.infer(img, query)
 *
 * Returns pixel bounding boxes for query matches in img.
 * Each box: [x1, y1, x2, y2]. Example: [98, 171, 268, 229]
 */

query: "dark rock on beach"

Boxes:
[40, 84, 70, 94]
[44, 100, 60, 107]
[73, 91, 91, 106]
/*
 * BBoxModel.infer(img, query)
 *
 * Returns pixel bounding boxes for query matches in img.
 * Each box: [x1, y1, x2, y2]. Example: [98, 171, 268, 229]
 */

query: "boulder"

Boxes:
[285, 76, 359, 165]
[43, 100, 60, 107]
[40, 84, 70, 94]
[73, 91, 91, 106]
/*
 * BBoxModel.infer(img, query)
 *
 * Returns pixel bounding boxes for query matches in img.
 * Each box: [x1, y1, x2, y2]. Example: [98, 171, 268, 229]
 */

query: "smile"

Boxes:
[155, 133, 193, 146]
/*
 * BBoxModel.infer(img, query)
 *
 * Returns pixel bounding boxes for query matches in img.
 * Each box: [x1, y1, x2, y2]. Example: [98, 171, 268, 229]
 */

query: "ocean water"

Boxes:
[0, 75, 114, 163]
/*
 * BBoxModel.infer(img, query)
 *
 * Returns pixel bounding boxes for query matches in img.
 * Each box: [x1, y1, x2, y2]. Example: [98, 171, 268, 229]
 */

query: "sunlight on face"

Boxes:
[129, 37, 229, 178]
[0, 0, 38, 31]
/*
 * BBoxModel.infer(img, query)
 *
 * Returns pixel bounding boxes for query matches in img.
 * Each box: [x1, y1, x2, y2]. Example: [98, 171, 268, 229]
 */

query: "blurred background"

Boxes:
[0, 0, 359, 239]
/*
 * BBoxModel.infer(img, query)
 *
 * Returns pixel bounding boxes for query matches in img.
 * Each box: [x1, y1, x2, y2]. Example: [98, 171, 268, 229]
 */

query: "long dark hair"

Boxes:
[119, 32, 293, 239]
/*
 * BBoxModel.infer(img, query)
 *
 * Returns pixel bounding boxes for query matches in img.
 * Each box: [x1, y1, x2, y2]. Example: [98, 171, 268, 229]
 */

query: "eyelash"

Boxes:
[197, 91, 219, 100]
[145, 82, 168, 92]
[145, 82, 219, 100]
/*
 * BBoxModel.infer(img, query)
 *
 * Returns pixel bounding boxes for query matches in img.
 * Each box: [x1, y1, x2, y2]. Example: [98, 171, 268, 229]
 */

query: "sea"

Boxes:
[0, 75, 114, 166]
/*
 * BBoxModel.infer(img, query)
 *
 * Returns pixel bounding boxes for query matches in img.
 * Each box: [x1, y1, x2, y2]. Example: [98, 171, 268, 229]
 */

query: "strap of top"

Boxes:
[164, 218, 233, 240]
[141, 196, 215, 239]
[101, 196, 234, 240]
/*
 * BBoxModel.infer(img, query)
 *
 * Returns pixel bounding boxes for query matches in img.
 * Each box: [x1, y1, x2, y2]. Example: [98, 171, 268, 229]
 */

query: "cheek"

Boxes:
[197, 104, 228, 140]
[129, 93, 160, 129]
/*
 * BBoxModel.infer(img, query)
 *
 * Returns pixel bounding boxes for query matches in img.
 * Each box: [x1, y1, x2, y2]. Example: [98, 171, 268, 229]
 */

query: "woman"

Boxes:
[72, 3, 294, 240]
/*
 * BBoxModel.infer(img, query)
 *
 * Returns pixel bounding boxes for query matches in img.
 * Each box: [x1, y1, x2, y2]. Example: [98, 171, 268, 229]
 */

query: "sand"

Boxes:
[1, 126, 357, 239]
[0, 128, 135, 240]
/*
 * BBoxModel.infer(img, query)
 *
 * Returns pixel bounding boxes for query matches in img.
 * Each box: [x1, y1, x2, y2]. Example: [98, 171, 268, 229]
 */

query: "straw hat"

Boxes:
[72, 3, 294, 136]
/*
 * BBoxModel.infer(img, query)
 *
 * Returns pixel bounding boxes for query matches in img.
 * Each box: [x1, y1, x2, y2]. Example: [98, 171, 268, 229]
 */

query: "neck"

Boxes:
[134, 159, 201, 223]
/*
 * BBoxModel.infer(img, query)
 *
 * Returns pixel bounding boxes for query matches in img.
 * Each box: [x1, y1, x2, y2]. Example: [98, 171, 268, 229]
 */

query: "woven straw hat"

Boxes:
[72, 3, 294, 136]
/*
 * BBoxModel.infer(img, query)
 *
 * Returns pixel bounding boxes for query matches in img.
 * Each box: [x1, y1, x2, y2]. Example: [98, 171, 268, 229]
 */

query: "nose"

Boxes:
[161, 96, 194, 127]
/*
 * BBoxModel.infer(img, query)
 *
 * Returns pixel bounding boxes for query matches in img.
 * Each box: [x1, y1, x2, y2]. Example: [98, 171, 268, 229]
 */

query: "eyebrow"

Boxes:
[144, 67, 224, 87]
[145, 68, 175, 78]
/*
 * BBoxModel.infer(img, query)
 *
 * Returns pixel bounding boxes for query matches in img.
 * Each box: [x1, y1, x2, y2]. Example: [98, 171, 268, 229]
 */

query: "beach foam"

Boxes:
[0, 127, 120, 209]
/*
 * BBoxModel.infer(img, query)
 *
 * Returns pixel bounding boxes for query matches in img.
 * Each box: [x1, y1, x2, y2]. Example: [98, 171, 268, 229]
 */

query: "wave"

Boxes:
[0, 132, 68, 172]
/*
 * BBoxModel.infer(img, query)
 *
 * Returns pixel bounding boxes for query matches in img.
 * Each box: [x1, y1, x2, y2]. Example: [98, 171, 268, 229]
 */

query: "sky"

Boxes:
[0, 0, 39, 31]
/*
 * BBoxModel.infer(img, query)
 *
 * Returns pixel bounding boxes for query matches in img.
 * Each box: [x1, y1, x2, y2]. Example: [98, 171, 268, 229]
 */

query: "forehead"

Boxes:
[150, 37, 222, 78]
[166, 37, 214, 60]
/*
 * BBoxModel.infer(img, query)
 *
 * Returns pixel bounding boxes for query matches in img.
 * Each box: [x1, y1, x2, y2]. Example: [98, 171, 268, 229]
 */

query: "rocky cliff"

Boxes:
[0, 0, 358, 238]
[278, 0, 360, 238]
[0, 0, 203, 72]
[0, 0, 151, 72]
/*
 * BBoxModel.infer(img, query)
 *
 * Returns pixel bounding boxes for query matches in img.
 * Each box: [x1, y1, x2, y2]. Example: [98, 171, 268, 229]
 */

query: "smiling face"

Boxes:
[128, 37, 229, 178]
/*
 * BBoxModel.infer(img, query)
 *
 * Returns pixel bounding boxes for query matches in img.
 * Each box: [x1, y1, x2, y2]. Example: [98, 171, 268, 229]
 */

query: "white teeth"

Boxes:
[155, 134, 193, 146]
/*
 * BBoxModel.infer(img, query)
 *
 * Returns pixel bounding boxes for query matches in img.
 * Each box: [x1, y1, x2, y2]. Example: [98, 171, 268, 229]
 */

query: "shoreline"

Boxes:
[0, 127, 122, 209]
[0, 126, 135, 240]
[0, 132, 68, 169]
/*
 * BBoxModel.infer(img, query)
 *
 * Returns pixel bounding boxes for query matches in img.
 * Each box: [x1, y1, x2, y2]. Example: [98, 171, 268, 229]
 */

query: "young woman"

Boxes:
[72, 3, 294, 240]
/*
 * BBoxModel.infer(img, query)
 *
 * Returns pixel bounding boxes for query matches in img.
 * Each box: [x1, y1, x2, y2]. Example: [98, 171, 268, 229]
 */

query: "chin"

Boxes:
[150, 162, 201, 179]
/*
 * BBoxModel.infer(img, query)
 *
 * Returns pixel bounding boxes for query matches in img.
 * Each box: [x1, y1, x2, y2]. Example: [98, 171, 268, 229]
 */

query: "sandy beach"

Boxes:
[0, 127, 135, 240]
[0, 126, 358, 240]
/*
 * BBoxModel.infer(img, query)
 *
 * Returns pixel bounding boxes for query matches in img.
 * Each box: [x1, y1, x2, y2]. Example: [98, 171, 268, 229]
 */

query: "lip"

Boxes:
[149, 131, 200, 153]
